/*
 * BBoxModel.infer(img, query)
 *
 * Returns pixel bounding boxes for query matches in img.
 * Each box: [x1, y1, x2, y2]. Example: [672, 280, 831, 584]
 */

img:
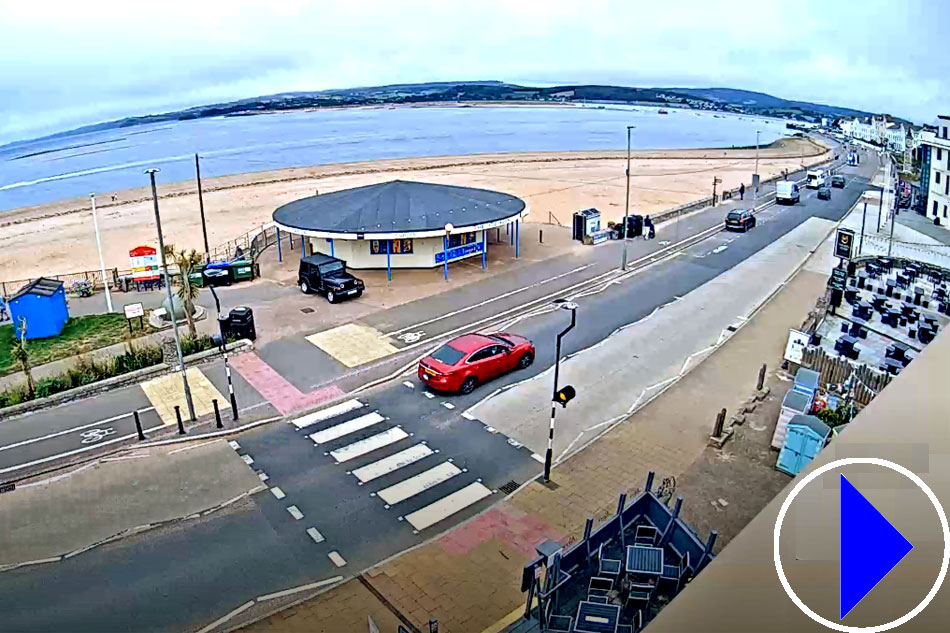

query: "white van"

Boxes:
[776, 180, 800, 205]
[806, 170, 826, 189]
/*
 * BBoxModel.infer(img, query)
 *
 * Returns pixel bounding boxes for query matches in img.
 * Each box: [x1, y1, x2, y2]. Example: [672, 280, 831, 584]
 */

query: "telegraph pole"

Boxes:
[621, 125, 634, 271]
[195, 154, 210, 262]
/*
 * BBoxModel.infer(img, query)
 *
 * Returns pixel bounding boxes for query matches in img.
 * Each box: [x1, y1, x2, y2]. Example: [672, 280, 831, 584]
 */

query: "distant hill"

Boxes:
[8, 81, 876, 147]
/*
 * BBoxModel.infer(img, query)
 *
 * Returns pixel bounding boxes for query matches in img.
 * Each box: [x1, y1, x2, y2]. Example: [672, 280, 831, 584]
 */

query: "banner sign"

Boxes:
[829, 267, 848, 291]
[784, 329, 810, 365]
[835, 228, 855, 260]
[123, 303, 144, 319]
[129, 246, 160, 282]
[435, 240, 484, 264]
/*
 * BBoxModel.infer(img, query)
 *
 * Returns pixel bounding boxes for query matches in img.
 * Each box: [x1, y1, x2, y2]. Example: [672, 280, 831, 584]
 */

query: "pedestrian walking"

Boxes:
[739, 183, 745, 200]
[645, 215, 655, 240]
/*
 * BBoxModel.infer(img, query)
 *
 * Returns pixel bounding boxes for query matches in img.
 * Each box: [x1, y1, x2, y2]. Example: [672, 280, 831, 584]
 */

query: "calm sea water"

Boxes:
[0, 104, 788, 212]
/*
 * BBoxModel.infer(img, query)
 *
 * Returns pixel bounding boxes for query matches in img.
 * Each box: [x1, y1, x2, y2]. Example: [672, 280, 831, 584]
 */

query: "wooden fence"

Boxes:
[798, 346, 892, 407]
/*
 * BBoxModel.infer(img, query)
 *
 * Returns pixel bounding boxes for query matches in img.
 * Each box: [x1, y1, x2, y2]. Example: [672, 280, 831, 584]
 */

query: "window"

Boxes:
[934, 200, 939, 216]
[370, 239, 413, 255]
[938, 148, 943, 161]
[937, 171, 942, 185]
[945, 205, 948, 219]
[431, 344, 466, 366]
[467, 347, 494, 363]
[943, 126, 948, 139]
[448, 232, 477, 248]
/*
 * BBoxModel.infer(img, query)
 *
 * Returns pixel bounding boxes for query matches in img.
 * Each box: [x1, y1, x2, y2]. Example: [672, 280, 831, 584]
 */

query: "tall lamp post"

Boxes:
[443, 223, 453, 281]
[621, 125, 635, 271]
[89, 193, 113, 313]
[753, 130, 761, 204]
[145, 168, 197, 423]
[543, 299, 578, 483]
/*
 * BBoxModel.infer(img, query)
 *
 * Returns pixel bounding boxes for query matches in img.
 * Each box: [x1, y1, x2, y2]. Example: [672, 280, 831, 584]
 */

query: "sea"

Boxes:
[0, 104, 790, 213]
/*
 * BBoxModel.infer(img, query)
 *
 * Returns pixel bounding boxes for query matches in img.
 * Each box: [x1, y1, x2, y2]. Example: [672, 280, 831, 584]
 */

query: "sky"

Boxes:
[1, 0, 946, 144]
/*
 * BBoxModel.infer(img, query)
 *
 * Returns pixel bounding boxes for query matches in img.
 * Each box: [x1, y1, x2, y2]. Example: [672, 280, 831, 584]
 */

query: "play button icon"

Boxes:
[840, 474, 914, 620]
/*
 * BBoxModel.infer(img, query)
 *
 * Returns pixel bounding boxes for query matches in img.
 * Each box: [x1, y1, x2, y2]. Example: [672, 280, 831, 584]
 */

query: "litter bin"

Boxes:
[188, 269, 205, 288]
[217, 313, 232, 343]
[230, 259, 254, 282]
[228, 306, 256, 341]
[626, 214, 644, 238]
[203, 268, 231, 287]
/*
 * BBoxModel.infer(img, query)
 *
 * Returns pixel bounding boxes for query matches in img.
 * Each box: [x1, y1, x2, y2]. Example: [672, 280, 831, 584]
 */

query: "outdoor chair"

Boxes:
[547, 614, 573, 632]
[617, 625, 635, 633]
[598, 543, 623, 580]
[587, 595, 609, 604]
[659, 551, 690, 595]
[625, 582, 655, 611]
[634, 525, 658, 546]
[588, 576, 614, 597]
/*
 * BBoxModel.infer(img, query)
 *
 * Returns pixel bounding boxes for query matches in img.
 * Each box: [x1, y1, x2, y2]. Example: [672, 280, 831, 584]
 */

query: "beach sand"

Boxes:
[0, 137, 829, 282]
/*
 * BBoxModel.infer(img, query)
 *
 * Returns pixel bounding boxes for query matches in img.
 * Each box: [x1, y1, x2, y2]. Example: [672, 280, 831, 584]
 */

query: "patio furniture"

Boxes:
[574, 600, 621, 633]
[626, 545, 664, 579]
[624, 582, 656, 612]
[547, 614, 573, 633]
[588, 576, 615, 597]
[634, 525, 658, 546]
[617, 625, 634, 633]
[598, 543, 623, 580]
[659, 551, 691, 595]
[587, 595, 609, 604]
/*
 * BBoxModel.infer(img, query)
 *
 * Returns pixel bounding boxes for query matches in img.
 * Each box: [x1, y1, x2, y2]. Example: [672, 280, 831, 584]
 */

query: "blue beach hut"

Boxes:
[9, 278, 69, 339]
[777, 414, 831, 476]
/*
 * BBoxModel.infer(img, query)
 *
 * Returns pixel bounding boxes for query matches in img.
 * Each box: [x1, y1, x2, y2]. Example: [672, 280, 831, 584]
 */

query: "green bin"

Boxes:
[188, 270, 205, 288]
[230, 259, 254, 282]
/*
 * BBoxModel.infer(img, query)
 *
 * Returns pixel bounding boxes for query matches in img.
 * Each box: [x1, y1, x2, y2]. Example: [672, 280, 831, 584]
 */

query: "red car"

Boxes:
[418, 333, 535, 394]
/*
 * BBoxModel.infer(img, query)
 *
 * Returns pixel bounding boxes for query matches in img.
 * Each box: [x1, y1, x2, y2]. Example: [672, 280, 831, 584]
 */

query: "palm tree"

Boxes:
[164, 246, 203, 338]
[11, 317, 35, 399]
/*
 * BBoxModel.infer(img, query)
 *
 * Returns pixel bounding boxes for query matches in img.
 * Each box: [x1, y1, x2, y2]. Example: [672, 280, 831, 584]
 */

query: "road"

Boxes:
[0, 145, 878, 633]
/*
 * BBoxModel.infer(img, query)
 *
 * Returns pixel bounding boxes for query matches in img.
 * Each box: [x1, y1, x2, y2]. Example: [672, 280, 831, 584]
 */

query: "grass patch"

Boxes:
[0, 313, 152, 377]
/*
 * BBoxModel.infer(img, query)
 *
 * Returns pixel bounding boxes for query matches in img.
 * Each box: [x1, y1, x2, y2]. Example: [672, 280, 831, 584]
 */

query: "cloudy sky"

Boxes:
[1, 0, 945, 144]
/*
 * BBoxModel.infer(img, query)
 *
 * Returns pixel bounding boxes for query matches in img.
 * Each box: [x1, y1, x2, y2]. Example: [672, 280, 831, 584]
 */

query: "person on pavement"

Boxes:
[739, 183, 745, 200]
[644, 216, 655, 240]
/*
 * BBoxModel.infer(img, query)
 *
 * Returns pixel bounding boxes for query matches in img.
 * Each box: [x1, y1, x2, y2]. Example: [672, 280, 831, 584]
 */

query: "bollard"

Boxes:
[175, 405, 186, 435]
[213, 399, 223, 429]
[757, 363, 767, 391]
[133, 410, 145, 441]
[713, 408, 726, 437]
[539, 229, 543, 244]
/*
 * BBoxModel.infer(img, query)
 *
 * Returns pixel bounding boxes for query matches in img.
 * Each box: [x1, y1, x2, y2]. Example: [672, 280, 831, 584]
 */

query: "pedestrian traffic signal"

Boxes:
[555, 385, 576, 407]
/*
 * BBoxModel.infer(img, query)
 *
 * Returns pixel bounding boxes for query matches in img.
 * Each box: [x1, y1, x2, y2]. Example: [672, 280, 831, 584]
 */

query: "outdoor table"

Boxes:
[886, 279, 897, 297]
[574, 600, 620, 633]
[883, 358, 902, 375]
[626, 545, 664, 577]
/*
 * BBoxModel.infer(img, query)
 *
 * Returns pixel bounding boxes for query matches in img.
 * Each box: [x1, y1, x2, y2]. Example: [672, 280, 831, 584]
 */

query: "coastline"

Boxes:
[0, 138, 830, 282]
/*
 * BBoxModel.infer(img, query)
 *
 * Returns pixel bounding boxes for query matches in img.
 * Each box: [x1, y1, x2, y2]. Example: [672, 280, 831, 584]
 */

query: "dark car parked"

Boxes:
[818, 186, 832, 200]
[725, 209, 756, 232]
[831, 175, 846, 188]
[298, 254, 365, 303]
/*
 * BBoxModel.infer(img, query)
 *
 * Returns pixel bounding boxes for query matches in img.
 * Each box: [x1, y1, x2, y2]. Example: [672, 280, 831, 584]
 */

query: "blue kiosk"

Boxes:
[9, 278, 69, 339]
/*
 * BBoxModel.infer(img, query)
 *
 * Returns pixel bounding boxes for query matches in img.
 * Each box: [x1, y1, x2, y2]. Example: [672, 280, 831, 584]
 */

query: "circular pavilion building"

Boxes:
[272, 180, 527, 273]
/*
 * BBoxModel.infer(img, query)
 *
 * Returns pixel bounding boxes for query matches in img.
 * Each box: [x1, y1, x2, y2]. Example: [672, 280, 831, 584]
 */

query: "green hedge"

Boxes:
[0, 335, 216, 409]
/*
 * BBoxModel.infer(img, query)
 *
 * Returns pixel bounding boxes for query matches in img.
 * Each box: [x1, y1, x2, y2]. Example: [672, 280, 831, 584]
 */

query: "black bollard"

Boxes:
[213, 399, 223, 429]
[175, 405, 186, 435]
[133, 410, 145, 441]
[713, 408, 726, 437]
[757, 363, 767, 391]
[539, 229, 543, 244]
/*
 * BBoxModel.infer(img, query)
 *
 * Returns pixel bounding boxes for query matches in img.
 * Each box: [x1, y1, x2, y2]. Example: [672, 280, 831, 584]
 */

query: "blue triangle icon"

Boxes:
[840, 474, 913, 619]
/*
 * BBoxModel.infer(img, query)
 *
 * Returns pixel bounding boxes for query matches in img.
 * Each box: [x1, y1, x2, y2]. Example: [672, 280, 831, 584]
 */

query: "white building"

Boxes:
[885, 122, 908, 152]
[920, 115, 950, 229]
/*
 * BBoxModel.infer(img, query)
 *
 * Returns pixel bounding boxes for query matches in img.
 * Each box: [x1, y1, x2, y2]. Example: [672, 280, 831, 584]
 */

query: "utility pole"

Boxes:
[195, 154, 210, 262]
[89, 193, 113, 313]
[146, 168, 197, 423]
[753, 130, 761, 204]
[621, 125, 634, 271]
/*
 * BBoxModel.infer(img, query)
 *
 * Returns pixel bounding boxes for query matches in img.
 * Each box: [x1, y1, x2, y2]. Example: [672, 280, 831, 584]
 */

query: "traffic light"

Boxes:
[555, 385, 576, 407]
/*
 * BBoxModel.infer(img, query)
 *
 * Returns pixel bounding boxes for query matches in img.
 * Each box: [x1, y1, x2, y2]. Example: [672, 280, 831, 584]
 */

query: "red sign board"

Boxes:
[129, 246, 160, 282]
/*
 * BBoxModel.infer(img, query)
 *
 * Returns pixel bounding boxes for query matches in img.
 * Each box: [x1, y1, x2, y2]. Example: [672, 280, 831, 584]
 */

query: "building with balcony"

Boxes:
[919, 116, 950, 228]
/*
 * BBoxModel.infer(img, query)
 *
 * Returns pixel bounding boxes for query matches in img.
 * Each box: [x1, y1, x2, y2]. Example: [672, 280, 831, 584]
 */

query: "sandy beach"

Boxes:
[0, 137, 829, 282]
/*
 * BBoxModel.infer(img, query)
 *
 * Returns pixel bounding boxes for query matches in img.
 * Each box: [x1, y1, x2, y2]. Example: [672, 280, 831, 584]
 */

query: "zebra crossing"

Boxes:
[289, 398, 496, 533]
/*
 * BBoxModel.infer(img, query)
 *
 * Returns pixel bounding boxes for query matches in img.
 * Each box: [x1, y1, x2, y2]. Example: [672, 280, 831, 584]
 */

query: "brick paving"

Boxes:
[229, 351, 343, 415]
[237, 267, 829, 633]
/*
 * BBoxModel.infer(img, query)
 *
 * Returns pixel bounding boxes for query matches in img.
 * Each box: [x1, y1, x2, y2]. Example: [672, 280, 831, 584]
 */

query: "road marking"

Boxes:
[168, 440, 217, 455]
[258, 472, 269, 482]
[79, 427, 117, 444]
[531, 453, 545, 464]
[377, 461, 462, 505]
[270, 487, 286, 499]
[351, 443, 434, 483]
[711, 245, 728, 254]
[327, 551, 347, 567]
[404, 482, 493, 531]
[308, 411, 385, 444]
[0, 408, 157, 454]
[306, 527, 325, 544]
[0, 427, 162, 475]
[442, 402, 455, 410]
[241, 454, 254, 466]
[330, 427, 409, 463]
[141, 367, 225, 425]
[291, 399, 364, 429]
[287, 505, 304, 520]
[257, 576, 343, 602]
[382, 263, 595, 337]
[461, 412, 476, 420]
[423, 392, 434, 399]
[402, 381, 415, 389]
[306, 323, 398, 368]
[228, 440, 241, 450]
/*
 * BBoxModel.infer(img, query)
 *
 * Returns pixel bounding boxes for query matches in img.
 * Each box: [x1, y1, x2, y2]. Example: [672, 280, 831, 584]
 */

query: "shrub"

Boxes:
[34, 376, 72, 399]
[181, 334, 215, 357]
[0, 385, 30, 408]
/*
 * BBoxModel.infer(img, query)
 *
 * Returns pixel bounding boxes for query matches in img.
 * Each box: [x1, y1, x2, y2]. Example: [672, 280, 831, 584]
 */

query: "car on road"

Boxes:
[831, 175, 846, 188]
[418, 332, 535, 394]
[724, 209, 756, 232]
[817, 186, 832, 200]
[776, 180, 801, 205]
[298, 253, 365, 303]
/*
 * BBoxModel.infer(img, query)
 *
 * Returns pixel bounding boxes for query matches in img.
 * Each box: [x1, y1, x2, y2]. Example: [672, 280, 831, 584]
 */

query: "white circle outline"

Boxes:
[774, 457, 950, 632]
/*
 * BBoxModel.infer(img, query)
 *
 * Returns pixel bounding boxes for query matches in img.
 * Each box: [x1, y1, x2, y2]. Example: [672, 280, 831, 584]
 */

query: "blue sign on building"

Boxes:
[435, 241, 484, 264]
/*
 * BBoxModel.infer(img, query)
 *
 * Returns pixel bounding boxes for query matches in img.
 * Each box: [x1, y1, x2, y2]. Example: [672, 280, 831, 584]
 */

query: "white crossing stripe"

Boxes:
[241, 454, 254, 465]
[328, 551, 347, 567]
[442, 402, 455, 410]
[402, 381, 414, 389]
[291, 400, 364, 429]
[377, 462, 461, 505]
[351, 443, 434, 483]
[270, 487, 286, 499]
[287, 505, 304, 520]
[309, 412, 385, 444]
[258, 472, 269, 482]
[531, 453, 545, 464]
[404, 482, 492, 531]
[330, 427, 408, 463]
[228, 440, 241, 450]
[423, 392, 434, 399]
[307, 527, 325, 544]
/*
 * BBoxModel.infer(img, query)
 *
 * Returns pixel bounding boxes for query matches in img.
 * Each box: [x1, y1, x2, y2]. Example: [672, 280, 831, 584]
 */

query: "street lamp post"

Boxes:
[753, 130, 761, 204]
[145, 168, 197, 423]
[89, 193, 113, 313]
[543, 299, 578, 483]
[443, 223, 453, 281]
[622, 126, 634, 271]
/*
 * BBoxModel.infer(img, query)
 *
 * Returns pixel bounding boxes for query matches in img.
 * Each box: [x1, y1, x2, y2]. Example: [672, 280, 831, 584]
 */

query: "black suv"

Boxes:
[831, 175, 846, 188]
[725, 209, 756, 232]
[298, 254, 365, 303]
